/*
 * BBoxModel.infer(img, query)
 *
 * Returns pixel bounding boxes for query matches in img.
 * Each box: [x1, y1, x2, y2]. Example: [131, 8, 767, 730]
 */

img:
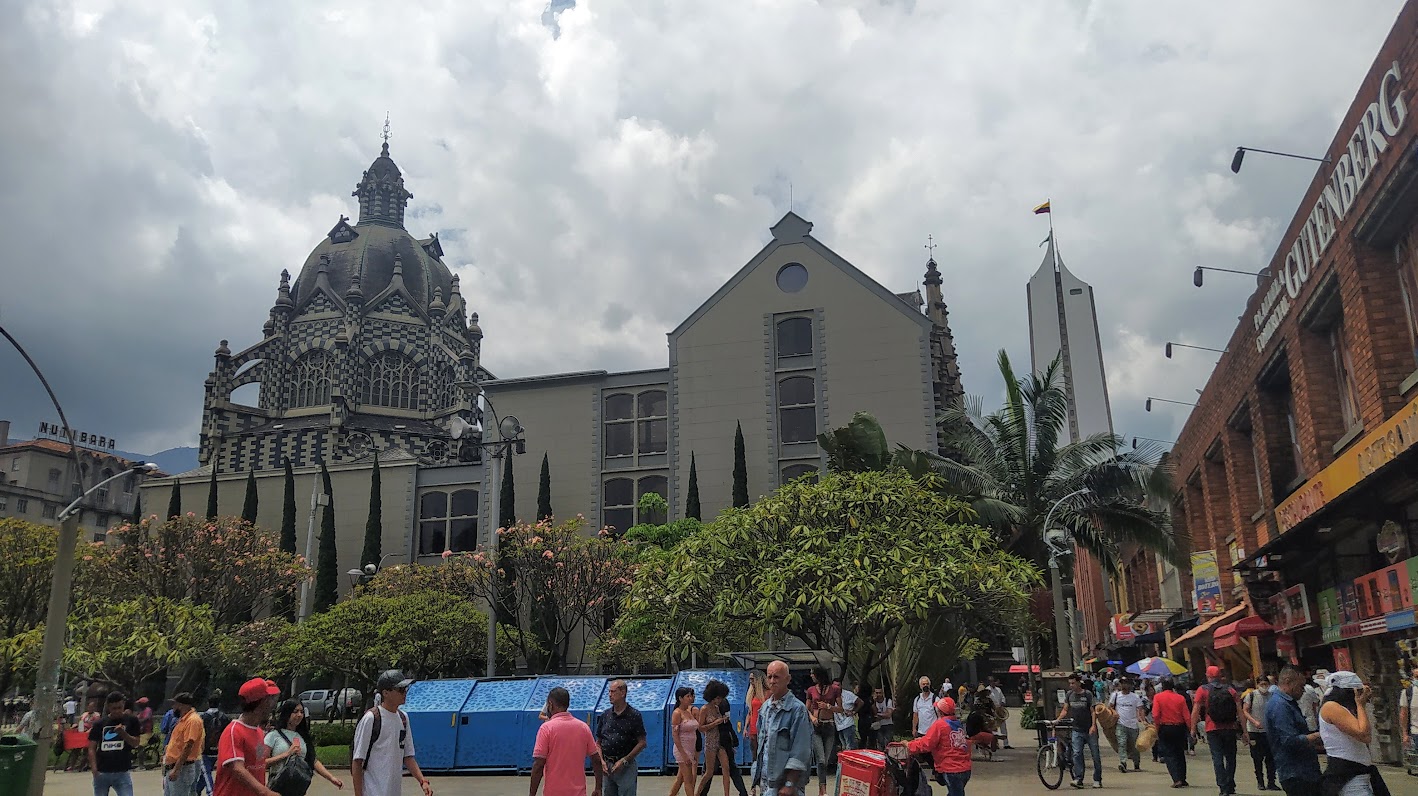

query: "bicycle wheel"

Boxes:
[1038, 743, 1063, 790]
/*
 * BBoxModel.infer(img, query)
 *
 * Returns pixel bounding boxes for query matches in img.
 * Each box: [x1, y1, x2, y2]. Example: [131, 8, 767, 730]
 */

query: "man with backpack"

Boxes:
[352, 669, 434, 796]
[200, 690, 231, 795]
[1192, 666, 1246, 796]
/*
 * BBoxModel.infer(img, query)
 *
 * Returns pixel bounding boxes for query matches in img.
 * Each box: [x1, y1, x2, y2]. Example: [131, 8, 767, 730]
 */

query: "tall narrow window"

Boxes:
[47, 468, 61, 487]
[1398, 232, 1418, 366]
[603, 478, 634, 534]
[291, 349, 333, 408]
[603, 389, 667, 462]
[604, 394, 635, 458]
[776, 317, 813, 362]
[637, 391, 667, 455]
[361, 351, 419, 409]
[778, 376, 817, 443]
[418, 491, 448, 555]
[1329, 323, 1361, 432]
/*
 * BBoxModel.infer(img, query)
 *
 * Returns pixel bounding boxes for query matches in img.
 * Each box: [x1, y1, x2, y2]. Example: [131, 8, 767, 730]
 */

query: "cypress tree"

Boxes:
[240, 469, 259, 523]
[128, 493, 142, 525]
[732, 421, 749, 508]
[167, 479, 182, 519]
[686, 452, 702, 520]
[206, 466, 219, 520]
[536, 453, 552, 522]
[278, 459, 298, 619]
[499, 454, 516, 529]
[280, 460, 297, 554]
[313, 461, 338, 612]
[361, 451, 382, 568]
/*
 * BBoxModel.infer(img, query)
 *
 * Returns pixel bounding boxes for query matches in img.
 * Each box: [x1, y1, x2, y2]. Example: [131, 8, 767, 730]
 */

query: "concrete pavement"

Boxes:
[36, 746, 1418, 796]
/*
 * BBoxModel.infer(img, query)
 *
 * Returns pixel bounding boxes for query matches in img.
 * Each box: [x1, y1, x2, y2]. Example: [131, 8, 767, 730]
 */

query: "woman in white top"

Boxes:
[266, 699, 345, 793]
[1317, 671, 1383, 796]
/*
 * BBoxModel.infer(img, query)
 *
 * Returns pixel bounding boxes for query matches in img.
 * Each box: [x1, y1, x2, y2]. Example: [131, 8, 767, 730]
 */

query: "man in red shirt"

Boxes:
[1152, 678, 1192, 788]
[907, 698, 971, 796]
[214, 677, 281, 796]
[1192, 666, 1245, 796]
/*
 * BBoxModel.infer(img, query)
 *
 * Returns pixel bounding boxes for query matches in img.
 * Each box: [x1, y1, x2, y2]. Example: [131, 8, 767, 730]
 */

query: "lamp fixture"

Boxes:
[1145, 397, 1198, 412]
[1165, 342, 1228, 358]
[1231, 146, 1330, 174]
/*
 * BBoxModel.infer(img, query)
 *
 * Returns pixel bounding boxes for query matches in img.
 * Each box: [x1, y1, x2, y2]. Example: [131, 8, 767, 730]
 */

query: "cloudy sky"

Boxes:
[0, 0, 1406, 455]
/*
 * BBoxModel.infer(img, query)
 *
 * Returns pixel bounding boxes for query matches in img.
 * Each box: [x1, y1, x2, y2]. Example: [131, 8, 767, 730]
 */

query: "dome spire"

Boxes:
[353, 114, 412, 229]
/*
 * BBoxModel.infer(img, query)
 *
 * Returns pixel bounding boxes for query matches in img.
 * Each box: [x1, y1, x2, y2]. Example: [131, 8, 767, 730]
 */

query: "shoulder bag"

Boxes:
[268, 730, 315, 796]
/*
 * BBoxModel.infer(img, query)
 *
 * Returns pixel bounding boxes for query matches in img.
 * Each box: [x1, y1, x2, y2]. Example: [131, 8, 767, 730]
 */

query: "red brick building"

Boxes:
[1163, 0, 1418, 763]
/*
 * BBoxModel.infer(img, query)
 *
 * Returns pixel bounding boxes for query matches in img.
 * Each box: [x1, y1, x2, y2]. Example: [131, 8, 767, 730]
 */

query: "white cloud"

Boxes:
[0, 0, 1405, 453]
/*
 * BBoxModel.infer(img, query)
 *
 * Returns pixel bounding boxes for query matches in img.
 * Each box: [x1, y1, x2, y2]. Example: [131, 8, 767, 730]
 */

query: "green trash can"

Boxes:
[0, 734, 39, 794]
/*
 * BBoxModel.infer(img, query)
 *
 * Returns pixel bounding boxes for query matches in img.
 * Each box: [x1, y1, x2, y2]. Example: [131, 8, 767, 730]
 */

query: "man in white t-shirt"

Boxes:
[988, 678, 1011, 749]
[871, 688, 894, 749]
[835, 678, 860, 752]
[912, 677, 935, 737]
[1299, 671, 1324, 733]
[352, 670, 434, 796]
[1107, 679, 1146, 773]
[64, 697, 78, 727]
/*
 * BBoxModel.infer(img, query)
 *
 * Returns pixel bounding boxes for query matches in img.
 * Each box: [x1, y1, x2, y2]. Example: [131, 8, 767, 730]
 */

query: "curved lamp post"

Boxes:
[1043, 487, 1091, 671]
[2, 323, 158, 796]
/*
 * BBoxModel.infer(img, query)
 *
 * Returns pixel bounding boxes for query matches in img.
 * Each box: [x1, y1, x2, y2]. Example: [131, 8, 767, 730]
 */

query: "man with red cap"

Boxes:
[214, 677, 281, 796]
[907, 697, 972, 796]
[1192, 665, 1244, 796]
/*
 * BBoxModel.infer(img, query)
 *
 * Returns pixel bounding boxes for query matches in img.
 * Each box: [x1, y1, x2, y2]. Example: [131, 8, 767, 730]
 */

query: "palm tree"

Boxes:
[923, 349, 1183, 575]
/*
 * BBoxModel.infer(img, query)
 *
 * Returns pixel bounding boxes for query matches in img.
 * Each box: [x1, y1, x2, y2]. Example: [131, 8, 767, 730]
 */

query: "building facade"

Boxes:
[1027, 239, 1121, 661]
[141, 147, 966, 603]
[0, 421, 155, 535]
[1166, 1, 1418, 763]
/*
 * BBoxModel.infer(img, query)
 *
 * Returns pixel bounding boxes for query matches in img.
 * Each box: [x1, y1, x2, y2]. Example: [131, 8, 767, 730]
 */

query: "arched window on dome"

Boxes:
[361, 351, 420, 410]
[290, 350, 333, 408]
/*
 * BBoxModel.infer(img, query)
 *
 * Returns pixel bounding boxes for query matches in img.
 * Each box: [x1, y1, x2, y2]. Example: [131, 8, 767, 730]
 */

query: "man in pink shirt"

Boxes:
[531, 687, 604, 796]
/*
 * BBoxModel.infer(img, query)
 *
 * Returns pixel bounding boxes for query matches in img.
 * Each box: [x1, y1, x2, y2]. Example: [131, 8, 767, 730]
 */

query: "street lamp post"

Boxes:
[1230, 146, 1329, 174]
[468, 392, 524, 677]
[1043, 487, 1090, 671]
[1193, 266, 1265, 287]
[1165, 342, 1228, 359]
[1145, 397, 1198, 412]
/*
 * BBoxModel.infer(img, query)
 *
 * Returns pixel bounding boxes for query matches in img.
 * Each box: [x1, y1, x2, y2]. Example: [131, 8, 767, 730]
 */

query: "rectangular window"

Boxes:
[417, 488, 480, 555]
[1398, 233, 1418, 366]
[9, 458, 18, 472]
[16, 498, 28, 513]
[1283, 391, 1304, 479]
[41, 504, 57, 519]
[48, 468, 61, 487]
[0, 496, 7, 511]
[1329, 323, 1361, 432]
[96, 513, 109, 529]
[602, 389, 668, 462]
[96, 487, 110, 506]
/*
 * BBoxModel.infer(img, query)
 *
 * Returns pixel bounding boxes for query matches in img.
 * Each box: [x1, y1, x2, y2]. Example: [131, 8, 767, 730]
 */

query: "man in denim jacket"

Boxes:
[753, 661, 813, 796]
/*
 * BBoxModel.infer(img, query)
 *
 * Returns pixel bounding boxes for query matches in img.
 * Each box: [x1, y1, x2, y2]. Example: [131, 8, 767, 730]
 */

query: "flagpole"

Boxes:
[1049, 199, 1059, 273]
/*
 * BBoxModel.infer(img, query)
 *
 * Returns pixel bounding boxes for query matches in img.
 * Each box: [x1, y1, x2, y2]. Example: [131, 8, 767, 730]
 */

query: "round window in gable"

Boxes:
[776, 263, 809, 293]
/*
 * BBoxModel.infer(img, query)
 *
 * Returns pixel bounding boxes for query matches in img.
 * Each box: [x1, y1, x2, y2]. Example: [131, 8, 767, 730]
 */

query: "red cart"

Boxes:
[836, 749, 889, 796]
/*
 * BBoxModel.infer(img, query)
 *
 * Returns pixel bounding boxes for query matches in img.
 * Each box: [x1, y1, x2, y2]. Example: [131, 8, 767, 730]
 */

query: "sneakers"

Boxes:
[1119, 764, 1128, 773]
[1093, 782, 1103, 789]
[1133, 763, 1140, 771]
[1071, 782, 1085, 789]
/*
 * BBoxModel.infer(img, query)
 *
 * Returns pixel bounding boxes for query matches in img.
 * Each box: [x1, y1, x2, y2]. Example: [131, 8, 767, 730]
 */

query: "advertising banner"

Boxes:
[1192, 551, 1222, 615]
[1270, 584, 1313, 632]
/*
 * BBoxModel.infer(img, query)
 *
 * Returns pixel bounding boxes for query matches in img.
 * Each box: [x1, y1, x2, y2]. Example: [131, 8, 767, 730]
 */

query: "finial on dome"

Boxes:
[275, 269, 294, 308]
[450, 273, 461, 294]
[923, 237, 943, 287]
[381, 112, 391, 157]
[345, 272, 364, 303]
[430, 287, 446, 317]
[391, 254, 403, 277]
[215, 339, 231, 357]
[318, 255, 330, 273]
[468, 311, 483, 339]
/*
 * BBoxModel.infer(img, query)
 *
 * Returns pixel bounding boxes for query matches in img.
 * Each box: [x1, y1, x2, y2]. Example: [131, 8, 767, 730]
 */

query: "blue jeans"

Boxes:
[838, 726, 857, 752]
[1072, 730, 1101, 784]
[939, 770, 971, 796]
[93, 771, 135, 796]
[1208, 730, 1238, 795]
[605, 761, 638, 796]
[165, 762, 200, 796]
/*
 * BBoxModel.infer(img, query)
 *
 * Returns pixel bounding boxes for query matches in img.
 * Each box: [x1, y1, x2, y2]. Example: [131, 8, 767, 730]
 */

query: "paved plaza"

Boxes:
[36, 747, 1418, 796]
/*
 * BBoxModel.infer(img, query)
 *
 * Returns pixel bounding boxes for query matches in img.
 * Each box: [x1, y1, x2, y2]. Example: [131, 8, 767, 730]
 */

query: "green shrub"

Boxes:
[316, 744, 351, 768]
[312, 722, 356, 747]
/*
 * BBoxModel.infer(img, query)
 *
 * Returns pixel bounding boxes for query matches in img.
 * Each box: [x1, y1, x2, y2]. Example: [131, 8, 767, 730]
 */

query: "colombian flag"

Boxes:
[1033, 201, 1051, 215]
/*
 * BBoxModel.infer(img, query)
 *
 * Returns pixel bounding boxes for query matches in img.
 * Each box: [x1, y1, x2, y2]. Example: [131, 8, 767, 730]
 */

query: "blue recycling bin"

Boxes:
[667, 669, 752, 770]
[404, 679, 477, 771]
[521, 677, 608, 771]
[590, 676, 674, 773]
[453, 677, 538, 771]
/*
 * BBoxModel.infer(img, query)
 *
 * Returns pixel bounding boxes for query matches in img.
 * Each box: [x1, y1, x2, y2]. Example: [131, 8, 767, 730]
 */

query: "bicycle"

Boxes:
[1036, 719, 1075, 790]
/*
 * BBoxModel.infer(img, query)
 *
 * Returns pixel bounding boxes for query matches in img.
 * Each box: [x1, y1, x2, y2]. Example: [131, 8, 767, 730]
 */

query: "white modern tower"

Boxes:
[1026, 239, 1115, 443]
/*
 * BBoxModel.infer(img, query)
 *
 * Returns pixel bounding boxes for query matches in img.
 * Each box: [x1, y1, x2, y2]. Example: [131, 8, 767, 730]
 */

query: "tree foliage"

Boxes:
[646, 469, 1039, 683]
[421, 518, 633, 672]
[499, 454, 516, 529]
[314, 461, 338, 613]
[167, 479, 181, 519]
[537, 453, 553, 522]
[732, 422, 749, 508]
[0, 520, 61, 695]
[86, 514, 306, 630]
[927, 350, 1182, 573]
[818, 411, 892, 473]
[362, 451, 382, 568]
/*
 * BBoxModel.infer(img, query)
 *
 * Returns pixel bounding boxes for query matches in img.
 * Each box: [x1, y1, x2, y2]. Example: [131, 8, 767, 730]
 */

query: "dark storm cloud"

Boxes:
[0, 0, 1405, 454]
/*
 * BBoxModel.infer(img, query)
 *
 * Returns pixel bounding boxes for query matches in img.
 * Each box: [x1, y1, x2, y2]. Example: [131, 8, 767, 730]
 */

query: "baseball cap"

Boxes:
[136, 697, 149, 705]
[934, 697, 956, 716]
[377, 669, 415, 691]
[237, 677, 281, 703]
[1205, 665, 1221, 679]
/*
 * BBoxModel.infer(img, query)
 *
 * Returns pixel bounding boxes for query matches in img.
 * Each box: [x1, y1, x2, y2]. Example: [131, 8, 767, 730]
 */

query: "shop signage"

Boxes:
[1334, 646, 1353, 672]
[1276, 633, 1298, 665]
[1252, 61, 1409, 353]
[1319, 553, 1418, 642]
[1112, 615, 1135, 641]
[1275, 391, 1418, 533]
[36, 422, 118, 450]
[1270, 584, 1313, 631]
[1192, 551, 1223, 615]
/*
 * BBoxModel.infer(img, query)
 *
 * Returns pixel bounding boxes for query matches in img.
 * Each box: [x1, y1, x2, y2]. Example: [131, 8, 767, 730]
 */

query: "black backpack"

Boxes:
[361, 707, 409, 760]
[202, 711, 231, 755]
[1205, 686, 1237, 725]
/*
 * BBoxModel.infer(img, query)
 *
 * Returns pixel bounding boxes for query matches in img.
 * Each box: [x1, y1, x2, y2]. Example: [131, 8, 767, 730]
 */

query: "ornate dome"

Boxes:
[290, 144, 453, 315]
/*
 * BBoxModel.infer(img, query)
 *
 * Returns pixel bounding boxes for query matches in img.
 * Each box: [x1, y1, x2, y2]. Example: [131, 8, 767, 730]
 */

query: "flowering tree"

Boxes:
[436, 517, 634, 672]
[85, 514, 307, 629]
